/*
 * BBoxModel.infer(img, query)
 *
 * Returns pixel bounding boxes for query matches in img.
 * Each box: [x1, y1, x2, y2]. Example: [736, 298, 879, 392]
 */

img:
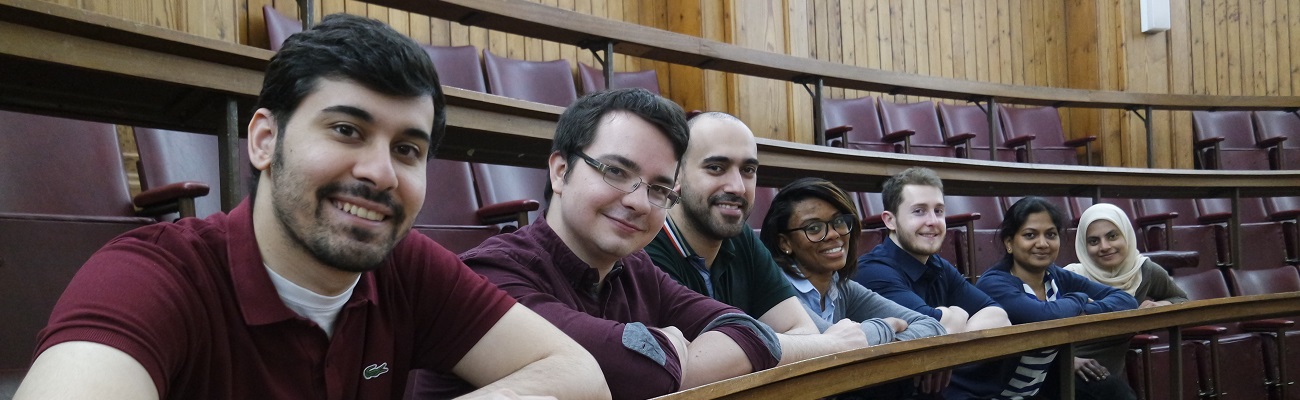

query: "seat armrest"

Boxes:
[1003, 134, 1036, 148]
[1135, 212, 1178, 227]
[861, 214, 886, 230]
[133, 181, 211, 218]
[1257, 135, 1287, 149]
[1129, 333, 1161, 347]
[1241, 318, 1296, 331]
[825, 125, 851, 148]
[1197, 211, 1232, 225]
[476, 199, 541, 225]
[1145, 250, 1200, 271]
[945, 212, 982, 225]
[1181, 325, 1229, 339]
[1195, 136, 1225, 149]
[944, 132, 977, 146]
[881, 129, 915, 143]
[1064, 136, 1098, 147]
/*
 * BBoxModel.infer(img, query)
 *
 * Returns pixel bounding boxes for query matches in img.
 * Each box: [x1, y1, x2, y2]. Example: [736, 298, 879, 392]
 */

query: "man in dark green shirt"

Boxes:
[645, 112, 870, 360]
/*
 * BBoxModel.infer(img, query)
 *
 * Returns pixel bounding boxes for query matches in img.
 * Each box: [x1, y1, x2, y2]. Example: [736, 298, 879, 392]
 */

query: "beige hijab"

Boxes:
[1064, 203, 1147, 296]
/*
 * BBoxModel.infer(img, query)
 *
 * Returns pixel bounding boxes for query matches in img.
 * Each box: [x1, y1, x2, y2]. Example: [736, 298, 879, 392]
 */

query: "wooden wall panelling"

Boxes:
[787, 0, 811, 144]
[1169, 0, 1194, 169]
[1250, 0, 1266, 95]
[1287, 1, 1298, 95]
[937, 1, 953, 80]
[1190, 0, 1206, 94]
[728, 0, 789, 141]
[961, 0, 977, 83]
[1263, 0, 1278, 95]
[1064, 0, 1099, 165]
[948, 0, 965, 81]
[1214, 0, 1229, 94]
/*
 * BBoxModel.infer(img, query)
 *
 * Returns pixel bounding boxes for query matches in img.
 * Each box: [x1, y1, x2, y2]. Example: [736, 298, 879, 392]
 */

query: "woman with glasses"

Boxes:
[759, 177, 944, 343]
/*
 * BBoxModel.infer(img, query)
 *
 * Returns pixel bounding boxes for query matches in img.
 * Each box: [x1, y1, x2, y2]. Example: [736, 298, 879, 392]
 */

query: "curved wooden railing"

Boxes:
[4, 0, 1300, 398]
[655, 292, 1300, 399]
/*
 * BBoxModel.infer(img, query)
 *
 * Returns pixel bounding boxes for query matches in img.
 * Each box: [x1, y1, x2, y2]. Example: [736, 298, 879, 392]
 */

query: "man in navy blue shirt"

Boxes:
[853, 167, 1009, 333]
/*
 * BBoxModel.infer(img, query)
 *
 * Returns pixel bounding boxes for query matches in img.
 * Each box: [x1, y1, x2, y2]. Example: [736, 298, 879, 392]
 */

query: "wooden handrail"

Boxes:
[655, 292, 1300, 399]
[373, 0, 1300, 111]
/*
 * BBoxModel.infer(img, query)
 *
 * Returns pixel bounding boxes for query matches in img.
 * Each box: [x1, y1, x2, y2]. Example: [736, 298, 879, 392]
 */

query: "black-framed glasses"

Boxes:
[782, 214, 855, 243]
[575, 151, 680, 209]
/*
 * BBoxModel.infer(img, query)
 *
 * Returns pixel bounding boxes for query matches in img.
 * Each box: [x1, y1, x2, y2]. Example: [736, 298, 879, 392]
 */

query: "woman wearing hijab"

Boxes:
[1063, 203, 1189, 399]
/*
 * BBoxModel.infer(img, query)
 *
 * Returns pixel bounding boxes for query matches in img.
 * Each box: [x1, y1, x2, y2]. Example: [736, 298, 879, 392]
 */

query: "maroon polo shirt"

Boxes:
[36, 199, 514, 399]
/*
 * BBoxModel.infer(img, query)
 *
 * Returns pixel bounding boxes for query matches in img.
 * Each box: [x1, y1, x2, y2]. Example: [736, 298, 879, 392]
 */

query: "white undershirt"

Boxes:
[264, 264, 359, 339]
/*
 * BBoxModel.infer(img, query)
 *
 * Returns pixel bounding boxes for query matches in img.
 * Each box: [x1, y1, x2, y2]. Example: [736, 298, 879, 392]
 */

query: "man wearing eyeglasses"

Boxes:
[645, 112, 871, 364]
[413, 89, 786, 399]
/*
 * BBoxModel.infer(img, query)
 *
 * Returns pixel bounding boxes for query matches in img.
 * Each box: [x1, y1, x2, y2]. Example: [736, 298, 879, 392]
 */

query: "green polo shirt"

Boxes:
[645, 217, 798, 319]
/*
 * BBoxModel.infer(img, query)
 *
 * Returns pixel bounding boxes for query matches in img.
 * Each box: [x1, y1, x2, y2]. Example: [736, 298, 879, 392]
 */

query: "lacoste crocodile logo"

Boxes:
[363, 362, 390, 380]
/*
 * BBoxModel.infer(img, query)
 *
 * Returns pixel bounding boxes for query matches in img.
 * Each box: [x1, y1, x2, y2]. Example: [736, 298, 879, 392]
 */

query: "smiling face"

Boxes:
[253, 78, 434, 273]
[1084, 219, 1128, 272]
[674, 117, 759, 241]
[1005, 211, 1061, 274]
[779, 198, 851, 277]
[883, 184, 947, 264]
[547, 111, 678, 268]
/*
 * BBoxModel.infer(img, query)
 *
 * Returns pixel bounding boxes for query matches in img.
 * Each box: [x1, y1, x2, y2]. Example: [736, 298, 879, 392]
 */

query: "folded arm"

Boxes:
[454, 304, 610, 399]
[15, 342, 158, 400]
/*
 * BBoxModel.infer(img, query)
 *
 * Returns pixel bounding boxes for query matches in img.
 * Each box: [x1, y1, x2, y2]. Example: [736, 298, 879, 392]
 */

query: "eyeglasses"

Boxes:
[575, 151, 680, 209]
[782, 214, 855, 243]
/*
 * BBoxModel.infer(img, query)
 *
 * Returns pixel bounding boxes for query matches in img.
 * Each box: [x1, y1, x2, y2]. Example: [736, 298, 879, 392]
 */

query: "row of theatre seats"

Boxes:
[751, 188, 1300, 399]
[1193, 109, 1300, 170]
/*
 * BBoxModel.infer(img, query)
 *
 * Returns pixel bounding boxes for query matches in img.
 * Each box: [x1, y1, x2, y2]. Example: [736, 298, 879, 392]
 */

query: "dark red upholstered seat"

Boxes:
[820, 96, 911, 152]
[482, 49, 577, 108]
[1192, 110, 1280, 170]
[412, 159, 501, 253]
[879, 100, 971, 159]
[998, 106, 1097, 165]
[937, 103, 1019, 162]
[469, 163, 547, 230]
[263, 5, 302, 52]
[578, 62, 660, 95]
[1253, 110, 1300, 170]
[421, 45, 487, 93]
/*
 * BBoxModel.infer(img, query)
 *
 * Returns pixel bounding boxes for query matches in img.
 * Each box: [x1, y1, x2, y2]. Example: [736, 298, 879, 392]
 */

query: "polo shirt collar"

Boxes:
[880, 237, 936, 283]
[227, 199, 380, 327]
[531, 215, 625, 297]
[660, 216, 737, 266]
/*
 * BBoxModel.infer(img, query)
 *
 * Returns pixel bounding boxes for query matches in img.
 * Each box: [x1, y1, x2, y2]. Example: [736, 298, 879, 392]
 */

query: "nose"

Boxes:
[353, 143, 399, 191]
[619, 181, 655, 212]
[722, 168, 747, 196]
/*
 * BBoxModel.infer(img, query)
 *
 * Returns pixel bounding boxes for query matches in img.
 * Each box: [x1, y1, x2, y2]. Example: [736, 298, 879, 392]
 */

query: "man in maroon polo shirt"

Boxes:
[15, 14, 607, 400]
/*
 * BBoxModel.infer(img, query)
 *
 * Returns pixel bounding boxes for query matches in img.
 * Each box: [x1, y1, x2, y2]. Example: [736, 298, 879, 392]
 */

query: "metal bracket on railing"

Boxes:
[297, 0, 314, 30]
[580, 40, 616, 90]
[970, 97, 999, 161]
[1128, 106, 1155, 168]
[795, 76, 826, 145]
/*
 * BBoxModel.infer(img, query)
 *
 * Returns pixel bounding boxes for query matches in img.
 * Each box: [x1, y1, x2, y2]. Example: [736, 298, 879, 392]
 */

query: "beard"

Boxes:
[269, 144, 409, 273]
[893, 229, 945, 260]
[679, 189, 750, 240]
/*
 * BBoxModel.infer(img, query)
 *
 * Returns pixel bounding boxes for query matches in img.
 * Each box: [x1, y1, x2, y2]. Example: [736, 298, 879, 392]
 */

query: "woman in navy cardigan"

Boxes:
[947, 197, 1136, 400]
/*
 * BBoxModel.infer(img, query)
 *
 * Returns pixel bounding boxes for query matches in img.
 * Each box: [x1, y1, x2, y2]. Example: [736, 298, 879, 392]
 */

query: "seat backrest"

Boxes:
[1192, 110, 1272, 170]
[421, 45, 487, 93]
[1230, 266, 1300, 296]
[821, 97, 897, 152]
[1195, 197, 1271, 224]
[578, 63, 661, 95]
[1170, 268, 1232, 300]
[482, 49, 577, 108]
[937, 103, 1019, 162]
[1252, 110, 1300, 145]
[999, 106, 1067, 147]
[1135, 198, 1202, 227]
[134, 128, 251, 219]
[416, 159, 482, 226]
[0, 111, 135, 217]
[263, 5, 302, 52]
[747, 186, 777, 230]
[470, 163, 550, 225]
[945, 195, 1004, 230]
[879, 100, 950, 156]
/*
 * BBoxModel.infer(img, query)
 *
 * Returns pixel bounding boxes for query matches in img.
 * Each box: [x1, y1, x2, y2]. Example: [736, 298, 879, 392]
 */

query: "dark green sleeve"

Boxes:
[644, 231, 705, 293]
[1140, 259, 1190, 304]
[739, 229, 799, 318]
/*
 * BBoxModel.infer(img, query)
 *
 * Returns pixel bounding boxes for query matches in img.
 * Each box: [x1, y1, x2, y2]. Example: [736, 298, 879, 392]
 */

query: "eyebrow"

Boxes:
[321, 105, 433, 145]
[701, 155, 760, 166]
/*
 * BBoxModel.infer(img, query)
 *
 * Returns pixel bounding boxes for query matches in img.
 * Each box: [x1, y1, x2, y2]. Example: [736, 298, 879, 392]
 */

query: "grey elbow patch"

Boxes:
[622, 322, 668, 366]
[703, 313, 783, 361]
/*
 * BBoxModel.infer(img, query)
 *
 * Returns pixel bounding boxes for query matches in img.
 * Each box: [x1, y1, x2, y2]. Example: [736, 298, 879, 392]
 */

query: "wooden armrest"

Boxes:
[1181, 325, 1229, 339]
[1129, 333, 1161, 347]
[1241, 318, 1296, 331]
[1257, 135, 1287, 148]
[881, 129, 915, 143]
[861, 214, 886, 230]
[1003, 134, 1035, 148]
[1064, 136, 1098, 147]
[1195, 136, 1225, 149]
[1197, 211, 1232, 225]
[944, 132, 977, 146]
[1135, 212, 1178, 227]
[945, 212, 982, 225]
[1145, 250, 1200, 270]
[476, 199, 541, 225]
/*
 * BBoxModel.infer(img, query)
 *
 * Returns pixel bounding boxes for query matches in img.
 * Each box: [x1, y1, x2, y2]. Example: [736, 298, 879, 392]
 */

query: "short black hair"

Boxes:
[760, 177, 860, 294]
[250, 13, 444, 196]
[545, 88, 689, 200]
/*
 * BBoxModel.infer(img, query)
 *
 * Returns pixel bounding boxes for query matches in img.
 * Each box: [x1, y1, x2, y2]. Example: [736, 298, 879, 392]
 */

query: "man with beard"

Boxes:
[15, 14, 607, 400]
[645, 112, 871, 364]
[852, 167, 1010, 335]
